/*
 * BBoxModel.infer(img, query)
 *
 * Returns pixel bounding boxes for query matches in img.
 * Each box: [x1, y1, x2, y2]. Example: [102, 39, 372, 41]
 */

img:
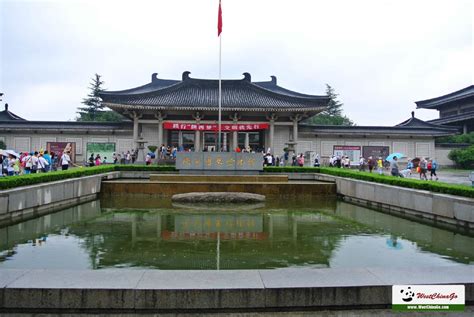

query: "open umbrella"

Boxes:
[5, 150, 20, 158]
[386, 153, 405, 161]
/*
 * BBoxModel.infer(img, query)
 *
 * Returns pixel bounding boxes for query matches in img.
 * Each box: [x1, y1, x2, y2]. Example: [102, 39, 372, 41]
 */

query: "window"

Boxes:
[182, 133, 194, 150]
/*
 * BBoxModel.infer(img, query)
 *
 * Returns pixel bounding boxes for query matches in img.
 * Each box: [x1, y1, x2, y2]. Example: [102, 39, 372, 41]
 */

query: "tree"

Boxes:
[76, 74, 126, 122]
[77, 74, 105, 121]
[306, 84, 354, 126]
[0, 140, 5, 149]
[448, 145, 474, 169]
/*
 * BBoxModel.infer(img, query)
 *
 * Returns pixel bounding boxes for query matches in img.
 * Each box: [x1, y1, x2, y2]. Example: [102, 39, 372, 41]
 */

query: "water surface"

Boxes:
[1, 198, 472, 270]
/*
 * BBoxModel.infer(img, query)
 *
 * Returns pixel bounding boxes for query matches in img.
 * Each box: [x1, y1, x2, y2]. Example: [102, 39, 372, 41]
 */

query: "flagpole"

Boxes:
[218, 34, 222, 152]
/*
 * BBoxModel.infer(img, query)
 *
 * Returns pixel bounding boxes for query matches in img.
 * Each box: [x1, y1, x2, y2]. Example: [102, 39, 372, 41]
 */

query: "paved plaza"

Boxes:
[403, 168, 472, 186]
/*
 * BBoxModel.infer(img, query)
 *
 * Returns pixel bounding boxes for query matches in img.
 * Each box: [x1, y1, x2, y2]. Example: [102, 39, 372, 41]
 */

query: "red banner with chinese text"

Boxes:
[163, 122, 269, 131]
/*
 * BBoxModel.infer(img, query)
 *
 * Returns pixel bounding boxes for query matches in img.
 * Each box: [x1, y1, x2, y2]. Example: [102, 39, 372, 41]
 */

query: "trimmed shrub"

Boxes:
[264, 166, 474, 198]
[0, 165, 115, 190]
[264, 166, 321, 173]
[0, 164, 177, 190]
[448, 145, 474, 169]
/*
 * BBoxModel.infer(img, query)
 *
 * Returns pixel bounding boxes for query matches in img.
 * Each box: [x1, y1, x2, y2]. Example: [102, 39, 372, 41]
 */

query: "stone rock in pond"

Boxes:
[171, 192, 265, 203]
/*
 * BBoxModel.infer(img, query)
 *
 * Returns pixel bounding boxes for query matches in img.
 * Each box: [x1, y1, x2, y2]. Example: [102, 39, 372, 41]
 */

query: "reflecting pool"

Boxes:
[0, 198, 473, 270]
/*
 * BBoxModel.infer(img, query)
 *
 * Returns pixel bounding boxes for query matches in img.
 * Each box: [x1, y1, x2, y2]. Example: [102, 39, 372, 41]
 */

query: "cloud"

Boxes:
[1, 0, 472, 126]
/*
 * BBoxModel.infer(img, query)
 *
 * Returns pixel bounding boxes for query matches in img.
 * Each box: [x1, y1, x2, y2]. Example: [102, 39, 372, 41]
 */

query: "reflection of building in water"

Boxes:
[2, 204, 473, 269]
[162, 214, 267, 240]
[61, 210, 346, 269]
[0, 201, 101, 251]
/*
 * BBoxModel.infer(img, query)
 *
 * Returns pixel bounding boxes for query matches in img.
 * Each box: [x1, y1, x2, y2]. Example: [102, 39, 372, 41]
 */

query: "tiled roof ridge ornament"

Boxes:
[271, 75, 277, 84]
[242, 72, 251, 82]
[151, 73, 158, 82]
[411, 111, 415, 118]
[182, 71, 191, 81]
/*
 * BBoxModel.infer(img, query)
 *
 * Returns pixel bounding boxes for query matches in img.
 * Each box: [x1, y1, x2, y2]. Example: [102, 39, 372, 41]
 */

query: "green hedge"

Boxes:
[0, 165, 115, 190]
[0, 164, 177, 190]
[264, 166, 321, 173]
[264, 166, 474, 198]
[2, 164, 472, 198]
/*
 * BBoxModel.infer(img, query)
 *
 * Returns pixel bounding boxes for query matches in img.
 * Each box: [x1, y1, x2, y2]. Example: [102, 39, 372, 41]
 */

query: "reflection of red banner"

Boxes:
[163, 122, 269, 131]
[161, 231, 268, 240]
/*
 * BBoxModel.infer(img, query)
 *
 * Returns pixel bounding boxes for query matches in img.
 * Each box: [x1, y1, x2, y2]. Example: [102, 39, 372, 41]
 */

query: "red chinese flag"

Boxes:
[217, 0, 223, 36]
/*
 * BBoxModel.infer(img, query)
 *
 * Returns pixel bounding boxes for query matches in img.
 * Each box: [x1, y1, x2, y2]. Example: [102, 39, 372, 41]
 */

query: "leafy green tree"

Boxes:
[76, 74, 126, 122]
[78, 110, 125, 122]
[448, 145, 474, 169]
[436, 132, 474, 145]
[0, 140, 6, 149]
[306, 84, 354, 126]
[77, 74, 105, 121]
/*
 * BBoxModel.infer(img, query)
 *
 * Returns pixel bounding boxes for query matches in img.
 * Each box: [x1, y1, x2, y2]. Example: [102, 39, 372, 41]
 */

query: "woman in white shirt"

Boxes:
[61, 151, 72, 170]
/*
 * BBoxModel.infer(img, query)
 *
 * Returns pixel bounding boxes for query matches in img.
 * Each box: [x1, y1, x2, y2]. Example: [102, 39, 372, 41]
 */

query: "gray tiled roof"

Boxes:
[299, 124, 459, 136]
[99, 72, 329, 112]
[0, 104, 26, 121]
[395, 112, 459, 130]
[0, 120, 132, 132]
[415, 85, 474, 109]
[300, 113, 459, 137]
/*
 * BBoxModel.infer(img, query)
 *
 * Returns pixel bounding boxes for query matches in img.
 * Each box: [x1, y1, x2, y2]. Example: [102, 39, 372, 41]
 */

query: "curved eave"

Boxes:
[104, 102, 326, 113]
[253, 81, 327, 99]
[100, 78, 329, 107]
[428, 112, 474, 125]
[99, 80, 181, 96]
[396, 117, 460, 131]
[299, 129, 458, 137]
[415, 85, 474, 109]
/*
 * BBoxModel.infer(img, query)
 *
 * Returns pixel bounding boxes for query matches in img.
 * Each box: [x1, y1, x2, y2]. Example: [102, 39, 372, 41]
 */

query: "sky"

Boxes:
[0, 0, 472, 126]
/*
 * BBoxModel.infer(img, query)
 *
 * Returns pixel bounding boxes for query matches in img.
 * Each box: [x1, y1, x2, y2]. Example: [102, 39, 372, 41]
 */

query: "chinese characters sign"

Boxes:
[176, 152, 263, 171]
[163, 122, 269, 131]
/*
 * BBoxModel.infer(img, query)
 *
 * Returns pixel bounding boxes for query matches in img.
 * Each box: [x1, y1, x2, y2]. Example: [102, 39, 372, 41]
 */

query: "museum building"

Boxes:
[0, 72, 460, 165]
[416, 85, 474, 134]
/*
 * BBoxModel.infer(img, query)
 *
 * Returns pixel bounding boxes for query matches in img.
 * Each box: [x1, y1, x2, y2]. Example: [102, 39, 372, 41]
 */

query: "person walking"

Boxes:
[429, 158, 439, 181]
[359, 156, 365, 171]
[419, 157, 428, 180]
[61, 151, 72, 170]
[43, 151, 52, 172]
[390, 156, 401, 177]
[367, 156, 375, 173]
[377, 157, 384, 175]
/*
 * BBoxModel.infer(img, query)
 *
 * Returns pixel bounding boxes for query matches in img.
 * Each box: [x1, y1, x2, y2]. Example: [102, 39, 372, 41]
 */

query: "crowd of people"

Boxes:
[354, 155, 439, 180]
[1, 141, 440, 182]
[0, 147, 75, 177]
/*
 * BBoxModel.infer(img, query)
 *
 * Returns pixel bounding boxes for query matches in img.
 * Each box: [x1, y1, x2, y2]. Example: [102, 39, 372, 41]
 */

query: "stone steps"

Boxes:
[149, 174, 289, 183]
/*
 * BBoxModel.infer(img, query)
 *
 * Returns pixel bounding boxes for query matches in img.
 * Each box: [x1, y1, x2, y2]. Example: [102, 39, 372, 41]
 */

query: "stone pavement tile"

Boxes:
[4, 270, 145, 310]
[367, 266, 474, 285]
[136, 270, 265, 290]
[259, 268, 387, 288]
[135, 270, 265, 310]
[6, 269, 146, 289]
[0, 269, 30, 287]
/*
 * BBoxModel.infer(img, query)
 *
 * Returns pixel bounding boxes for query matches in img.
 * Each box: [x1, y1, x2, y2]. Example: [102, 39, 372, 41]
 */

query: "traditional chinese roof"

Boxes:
[299, 112, 459, 137]
[0, 120, 132, 134]
[99, 72, 329, 113]
[395, 111, 458, 130]
[415, 85, 474, 110]
[0, 104, 26, 121]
